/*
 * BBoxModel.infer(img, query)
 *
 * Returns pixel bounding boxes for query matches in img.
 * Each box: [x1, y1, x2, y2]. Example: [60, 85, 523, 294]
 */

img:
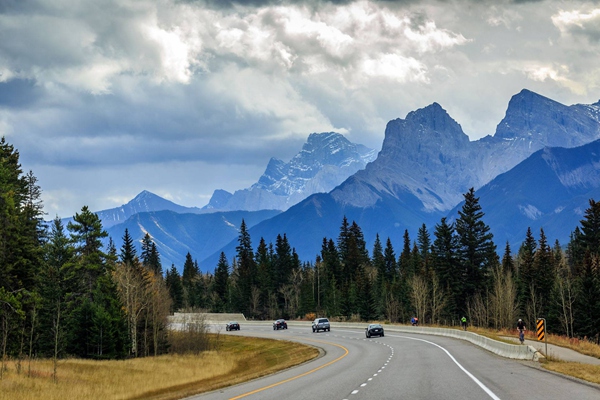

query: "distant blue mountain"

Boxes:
[105, 209, 281, 272]
[77, 90, 600, 271]
[447, 139, 600, 248]
[202, 90, 600, 266]
[203, 132, 377, 211]
[61, 190, 204, 229]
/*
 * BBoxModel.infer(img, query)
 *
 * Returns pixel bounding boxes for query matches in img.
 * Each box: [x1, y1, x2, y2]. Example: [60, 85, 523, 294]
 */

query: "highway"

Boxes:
[190, 323, 600, 400]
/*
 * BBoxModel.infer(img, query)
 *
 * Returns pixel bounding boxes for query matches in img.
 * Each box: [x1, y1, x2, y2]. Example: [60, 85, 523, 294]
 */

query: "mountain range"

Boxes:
[203, 132, 377, 211]
[81, 89, 600, 272]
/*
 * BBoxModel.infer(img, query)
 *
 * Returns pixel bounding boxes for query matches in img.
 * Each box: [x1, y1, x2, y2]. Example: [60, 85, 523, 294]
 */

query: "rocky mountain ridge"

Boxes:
[203, 132, 377, 211]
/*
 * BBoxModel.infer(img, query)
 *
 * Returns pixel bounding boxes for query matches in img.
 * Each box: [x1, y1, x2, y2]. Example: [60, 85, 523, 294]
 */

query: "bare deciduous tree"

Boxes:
[489, 265, 519, 329]
[467, 292, 489, 328]
[409, 275, 428, 323]
[250, 286, 261, 317]
[554, 261, 576, 337]
[384, 293, 399, 323]
[113, 260, 148, 357]
[430, 272, 446, 325]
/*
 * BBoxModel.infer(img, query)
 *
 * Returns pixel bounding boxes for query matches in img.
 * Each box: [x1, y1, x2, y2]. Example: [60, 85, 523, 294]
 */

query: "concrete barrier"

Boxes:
[168, 312, 247, 325]
[169, 316, 542, 361]
[381, 325, 542, 361]
[284, 321, 542, 362]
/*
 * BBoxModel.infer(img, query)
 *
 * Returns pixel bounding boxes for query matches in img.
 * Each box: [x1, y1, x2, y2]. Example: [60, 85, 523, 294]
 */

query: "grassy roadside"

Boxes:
[0, 334, 319, 400]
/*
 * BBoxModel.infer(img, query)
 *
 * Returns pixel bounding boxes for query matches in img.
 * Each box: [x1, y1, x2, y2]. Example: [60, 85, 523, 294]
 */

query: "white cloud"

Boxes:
[362, 53, 428, 83]
[2, 0, 600, 218]
[552, 8, 600, 32]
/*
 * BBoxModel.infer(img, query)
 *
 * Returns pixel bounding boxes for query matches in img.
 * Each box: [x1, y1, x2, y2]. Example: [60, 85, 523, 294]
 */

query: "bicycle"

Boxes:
[518, 328, 525, 344]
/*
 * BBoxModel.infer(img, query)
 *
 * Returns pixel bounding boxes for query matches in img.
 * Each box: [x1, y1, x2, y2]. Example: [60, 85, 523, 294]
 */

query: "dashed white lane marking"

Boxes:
[392, 335, 502, 400]
[340, 337, 394, 399]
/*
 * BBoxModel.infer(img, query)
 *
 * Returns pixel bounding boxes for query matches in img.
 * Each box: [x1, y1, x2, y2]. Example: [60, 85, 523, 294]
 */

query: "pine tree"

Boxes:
[165, 265, 184, 313]
[383, 238, 397, 281]
[533, 228, 554, 313]
[399, 230, 412, 278]
[455, 188, 497, 313]
[120, 228, 137, 266]
[67, 206, 109, 295]
[213, 252, 230, 312]
[372, 234, 385, 287]
[571, 200, 600, 342]
[501, 242, 514, 275]
[417, 223, 431, 273]
[235, 220, 256, 315]
[432, 217, 460, 318]
[181, 253, 199, 309]
[0, 138, 45, 293]
[141, 233, 162, 275]
[38, 218, 74, 362]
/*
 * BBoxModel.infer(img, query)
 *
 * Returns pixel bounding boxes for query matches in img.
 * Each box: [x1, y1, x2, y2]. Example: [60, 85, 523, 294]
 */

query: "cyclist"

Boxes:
[517, 319, 526, 344]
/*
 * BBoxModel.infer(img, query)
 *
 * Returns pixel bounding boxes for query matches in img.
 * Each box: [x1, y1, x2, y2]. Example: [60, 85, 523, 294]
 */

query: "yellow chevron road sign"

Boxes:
[536, 318, 545, 341]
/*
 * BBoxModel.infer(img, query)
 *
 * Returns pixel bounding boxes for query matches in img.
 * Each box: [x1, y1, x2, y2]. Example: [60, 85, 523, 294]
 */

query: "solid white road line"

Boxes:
[392, 335, 502, 400]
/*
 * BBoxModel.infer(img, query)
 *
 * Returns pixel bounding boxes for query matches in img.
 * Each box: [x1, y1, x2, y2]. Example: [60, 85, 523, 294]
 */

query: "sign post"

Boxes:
[536, 318, 547, 356]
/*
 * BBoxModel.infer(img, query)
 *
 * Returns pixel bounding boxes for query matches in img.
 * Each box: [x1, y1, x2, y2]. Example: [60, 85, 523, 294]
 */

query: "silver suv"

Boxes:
[312, 318, 330, 333]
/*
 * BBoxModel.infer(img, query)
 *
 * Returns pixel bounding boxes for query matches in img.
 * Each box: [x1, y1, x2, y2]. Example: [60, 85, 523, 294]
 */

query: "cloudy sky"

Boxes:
[1, 0, 599, 219]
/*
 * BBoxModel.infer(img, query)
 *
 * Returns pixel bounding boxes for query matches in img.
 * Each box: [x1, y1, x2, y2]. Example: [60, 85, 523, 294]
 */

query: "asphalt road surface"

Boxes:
[189, 323, 600, 400]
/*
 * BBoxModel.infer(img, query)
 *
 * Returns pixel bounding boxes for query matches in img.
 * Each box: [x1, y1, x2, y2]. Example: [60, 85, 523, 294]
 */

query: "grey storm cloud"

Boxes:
[1, 0, 599, 218]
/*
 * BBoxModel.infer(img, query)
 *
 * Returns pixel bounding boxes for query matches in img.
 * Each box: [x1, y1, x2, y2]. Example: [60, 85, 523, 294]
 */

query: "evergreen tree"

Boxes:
[38, 218, 75, 359]
[181, 253, 199, 309]
[337, 216, 351, 267]
[533, 228, 554, 313]
[383, 238, 397, 281]
[235, 219, 256, 315]
[67, 206, 109, 294]
[501, 242, 514, 275]
[455, 188, 497, 313]
[432, 217, 460, 318]
[0, 138, 45, 293]
[120, 228, 137, 266]
[417, 223, 431, 273]
[579, 199, 600, 254]
[274, 234, 293, 289]
[214, 252, 230, 312]
[141, 233, 162, 275]
[372, 234, 385, 288]
[399, 230, 412, 278]
[571, 200, 600, 342]
[66, 206, 127, 359]
[165, 265, 184, 312]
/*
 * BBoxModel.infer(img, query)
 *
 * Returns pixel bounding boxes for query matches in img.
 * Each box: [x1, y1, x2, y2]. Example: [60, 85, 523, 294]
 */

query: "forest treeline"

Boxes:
[175, 189, 600, 345]
[2, 136, 600, 370]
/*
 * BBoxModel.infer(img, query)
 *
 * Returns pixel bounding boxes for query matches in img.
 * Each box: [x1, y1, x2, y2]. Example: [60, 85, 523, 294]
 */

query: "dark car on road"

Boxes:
[365, 324, 384, 338]
[273, 319, 288, 330]
[312, 318, 330, 333]
[226, 321, 240, 331]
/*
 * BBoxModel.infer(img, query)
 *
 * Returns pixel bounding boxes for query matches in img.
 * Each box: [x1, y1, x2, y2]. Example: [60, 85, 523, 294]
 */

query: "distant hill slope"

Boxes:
[105, 209, 281, 271]
[60, 190, 204, 229]
[448, 139, 600, 248]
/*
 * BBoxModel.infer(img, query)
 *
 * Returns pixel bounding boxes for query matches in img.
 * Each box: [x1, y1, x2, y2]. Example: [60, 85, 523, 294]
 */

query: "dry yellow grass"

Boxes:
[0, 335, 319, 400]
[543, 362, 600, 385]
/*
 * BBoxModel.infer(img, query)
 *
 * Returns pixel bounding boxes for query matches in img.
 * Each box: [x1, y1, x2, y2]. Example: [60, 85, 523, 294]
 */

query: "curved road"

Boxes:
[190, 323, 600, 400]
